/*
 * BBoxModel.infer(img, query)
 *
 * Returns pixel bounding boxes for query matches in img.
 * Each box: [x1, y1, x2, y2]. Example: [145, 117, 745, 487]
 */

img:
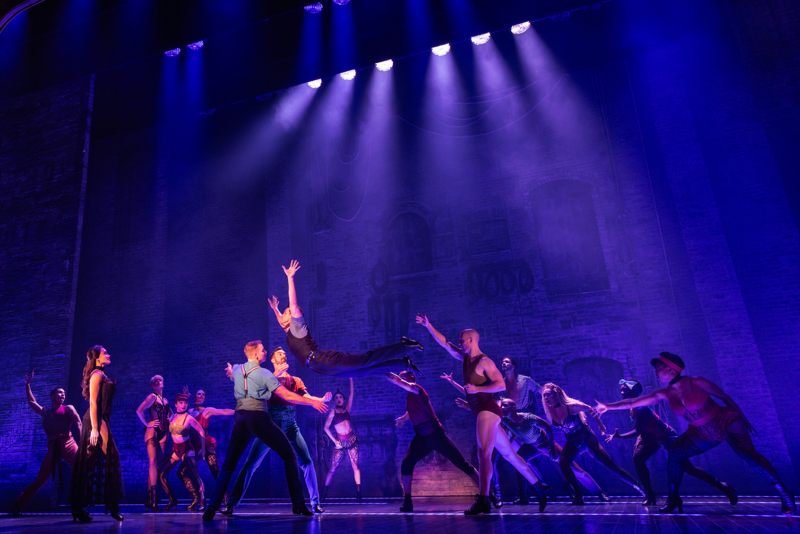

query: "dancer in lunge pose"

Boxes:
[158, 388, 205, 511]
[417, 314, 548, 515]
[135, 375, 172, 511]
[203, 340, 328, 521]
[456, 396, 605, 506]
[271, 260, 423, 378]
[388, 370, 481, 512]
[322, 378, 362, 502]
[12, 372, 81, 515]
[542, 383, 645, 504]
[223, 347, 331, 516]
[177, 389, 234, 510]
[70, 346, 124, 523]
[594, 353, 796, 514]
[603, 378, 737, 507]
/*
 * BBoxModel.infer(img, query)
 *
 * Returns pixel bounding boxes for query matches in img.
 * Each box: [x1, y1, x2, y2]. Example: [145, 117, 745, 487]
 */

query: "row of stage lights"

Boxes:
[305, 21, 531, 88]
[164, 40, 204, 57]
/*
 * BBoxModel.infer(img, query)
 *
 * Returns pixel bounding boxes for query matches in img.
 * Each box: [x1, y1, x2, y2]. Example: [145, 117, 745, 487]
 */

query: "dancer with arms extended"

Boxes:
[322, 378, 362, 502]
[417, 314, 548, 514]
[202, 340, 328, 521]
[603, 378, 737, 507]
[70, 346, 124, 523]
[135, 375, 172, 511]
[387, 370, 481, 512]
[12, 371, 81, 515]
[594, 353, 795, 514]
[223, 347, 331, 515]
[271, 260, 422, 378]
[542, 383, 644, 504]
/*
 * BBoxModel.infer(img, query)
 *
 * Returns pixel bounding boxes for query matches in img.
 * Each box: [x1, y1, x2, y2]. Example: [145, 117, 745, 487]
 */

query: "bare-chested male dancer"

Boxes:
[13, 371, 81, 515]
[416, 315, 548, 514]
[271, 260, 422, 378]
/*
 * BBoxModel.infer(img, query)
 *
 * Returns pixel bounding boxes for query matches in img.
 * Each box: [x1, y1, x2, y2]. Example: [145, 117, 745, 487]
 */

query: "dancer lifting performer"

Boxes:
[322, 379, 362, 502]
[202, 340, 328, 521]
[387, 370, 481, 512]
[12, 371, 81, 515]
[594, 353, 796, 515]
[417, 314, 548, 515]
[271, 260, 423, 378]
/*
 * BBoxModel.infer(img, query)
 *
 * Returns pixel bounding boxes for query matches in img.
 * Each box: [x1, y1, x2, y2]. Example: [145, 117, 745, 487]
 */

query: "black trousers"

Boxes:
[401, 427, 477, 477]
[308, 342, 409, 378]
[208, 410, 304, 509]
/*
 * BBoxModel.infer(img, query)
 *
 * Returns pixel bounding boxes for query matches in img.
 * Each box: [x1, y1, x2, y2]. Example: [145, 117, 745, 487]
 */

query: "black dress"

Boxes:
[70, 371, 125, 509]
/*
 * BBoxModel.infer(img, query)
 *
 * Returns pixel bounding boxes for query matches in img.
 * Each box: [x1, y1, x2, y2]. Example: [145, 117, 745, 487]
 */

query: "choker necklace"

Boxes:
[94, 365, 104, 370]
[669, 375, 683, 385]
[177, 410, 188, 414]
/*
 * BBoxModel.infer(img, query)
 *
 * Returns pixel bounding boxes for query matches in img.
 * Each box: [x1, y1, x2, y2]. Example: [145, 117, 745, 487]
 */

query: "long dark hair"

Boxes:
[81, 345, 105, 400]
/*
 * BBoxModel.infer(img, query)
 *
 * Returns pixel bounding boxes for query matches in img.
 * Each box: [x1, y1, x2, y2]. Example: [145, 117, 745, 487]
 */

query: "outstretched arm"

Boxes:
[24, 372, 44, 416]
[268, 296, 287, 328]
[385, 373, 420, 394]
[594, 389, 667, 415]
[273, 385, 329, 413]
[440, 372, 466, 395]
[283, 260, 303, 318]
[345, 378, 354, 412]
[200, 407, 235, 418]
[416, 314, 463, 360]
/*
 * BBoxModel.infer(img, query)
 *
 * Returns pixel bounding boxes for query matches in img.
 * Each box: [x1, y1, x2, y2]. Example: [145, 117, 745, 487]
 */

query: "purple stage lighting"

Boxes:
[332, 0, 351, 4]
[376, 60, 393, 72]
[511, 22, 531, 35]
[471, 33, 491, 45]
[164, 48, 181, 57]
[187, 40, 204, 51]
[340, 70, 356, 80]
[431, 44, 450, 57]
[308, 79, 322, 89]
[304, 3, 323, 13]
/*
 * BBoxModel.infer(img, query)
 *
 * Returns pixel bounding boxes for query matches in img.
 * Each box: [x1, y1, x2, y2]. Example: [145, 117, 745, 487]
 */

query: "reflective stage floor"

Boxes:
[2, 496, 798, 534]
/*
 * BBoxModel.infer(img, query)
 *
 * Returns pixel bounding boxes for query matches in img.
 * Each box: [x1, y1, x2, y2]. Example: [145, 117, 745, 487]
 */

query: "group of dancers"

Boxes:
[12, 259, 796, 520]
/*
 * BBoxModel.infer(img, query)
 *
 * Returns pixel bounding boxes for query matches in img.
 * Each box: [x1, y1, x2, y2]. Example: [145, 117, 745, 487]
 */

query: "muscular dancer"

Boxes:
[322, 379, 361, 502]
[387, 370, 481, 512]
[272, 260, 422, 378]
[223, 347, 331, 515]
[594, 353, 796, 515]
[202, 340, 328, 521]
[12, 371, 81, 515]
[417, 314, 547, 514]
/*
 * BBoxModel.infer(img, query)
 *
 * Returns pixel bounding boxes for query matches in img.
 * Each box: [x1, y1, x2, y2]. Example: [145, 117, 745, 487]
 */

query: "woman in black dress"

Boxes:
[70, 346, 125, 523]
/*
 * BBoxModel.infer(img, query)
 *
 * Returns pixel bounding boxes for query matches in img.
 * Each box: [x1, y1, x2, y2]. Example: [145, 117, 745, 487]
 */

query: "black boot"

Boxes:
[400, 494, 413, 512]
[220, 502, 235, 516]
[182, 474, 202, 511]
[107, 502, 124, 521]
[488, 489, 503, 509]
[464, 494, 491, 516]
[533, 483, 550, 513]
[659, 485, 684, 514]
[71, 508, 92, 523]
[403, 356, 423, 375]
[571, 488, 584, 505]
[158, 458, 180, 511]
[293, 503, 314, 516]
[513, 489, 529, 505]
[775, 483, 797, 515]
[148, 485, 161, 512]
[710, 480, 737, 505]
[642, 492, 658, 506]
[202, 506, 217, 521]
[400, 336, 424, 351]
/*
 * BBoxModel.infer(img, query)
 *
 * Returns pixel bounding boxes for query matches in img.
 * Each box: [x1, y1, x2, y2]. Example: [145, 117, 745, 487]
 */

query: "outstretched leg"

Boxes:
[558, 441, 583, 502]
[585, 433, 643, 494]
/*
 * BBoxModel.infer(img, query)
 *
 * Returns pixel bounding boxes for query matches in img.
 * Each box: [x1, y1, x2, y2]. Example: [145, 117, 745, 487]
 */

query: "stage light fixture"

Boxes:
[376, 60, 393, 72]
[333, 0, 350, 5]
[471, 33, 491, 45]
[308, 79, 322, 89]
[340, 70, 356, 80]
[164, 48, 181, 57]
[304, 3, 323, 13]
[511, 22, 531, 34]
[431, 44, 450, 56]
[187, 40, 204, 51]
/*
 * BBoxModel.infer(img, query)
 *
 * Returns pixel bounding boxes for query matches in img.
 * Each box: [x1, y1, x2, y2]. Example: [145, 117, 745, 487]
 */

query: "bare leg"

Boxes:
[475, 411, 501, 496]
[494, 431, 540, 485]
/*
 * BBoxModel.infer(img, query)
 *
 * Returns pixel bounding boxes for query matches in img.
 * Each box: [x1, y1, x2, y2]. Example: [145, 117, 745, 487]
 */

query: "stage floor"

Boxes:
[3, 496, 798, 533]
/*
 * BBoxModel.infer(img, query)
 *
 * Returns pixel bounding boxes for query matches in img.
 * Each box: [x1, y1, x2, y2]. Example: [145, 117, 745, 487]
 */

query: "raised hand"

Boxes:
[415, 314, 430, 327]
[593, 400, 608, 416]
[455, 397, 471, 411]
[24, 370, 35, 385]
[439, 372, 453, 383]
[225, 363, 233, 378]
[268, 295, 280, 310]
[282, 259, 301, 278]
[321, 392, 332, 403]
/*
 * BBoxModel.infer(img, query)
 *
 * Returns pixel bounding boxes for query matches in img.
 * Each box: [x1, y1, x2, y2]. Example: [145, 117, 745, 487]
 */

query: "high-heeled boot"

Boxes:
[775, 483, 797, 515]
[158, 459, 180, 511]
[659, 484, 684, 514]
[710, 480, 737, 505]
[148, 485, 161, 512]
[464, 494, 491, 516]
[180, 472, 203, 511]
[107, 501, 124, 521]
[641, 491, 658, 506]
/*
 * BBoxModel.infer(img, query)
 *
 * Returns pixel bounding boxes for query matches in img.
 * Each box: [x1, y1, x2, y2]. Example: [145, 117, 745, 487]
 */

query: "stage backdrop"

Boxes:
[2, 0, 800, 508]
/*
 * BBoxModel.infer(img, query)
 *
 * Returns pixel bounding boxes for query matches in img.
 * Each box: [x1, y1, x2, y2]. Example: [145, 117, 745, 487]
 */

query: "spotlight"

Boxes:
[304, 3, 323, 13]
[375, 60, 393, 72]
[187, 40, 204, 51]
[332, 0, 350, 4]
[511, 22, 531, 35]
[340, 70, 356, 80]
[164, 48, 181, 57]
[308, 79, 322, 89]
[471, 33, 491, 45]
[431, 43, 450, 57]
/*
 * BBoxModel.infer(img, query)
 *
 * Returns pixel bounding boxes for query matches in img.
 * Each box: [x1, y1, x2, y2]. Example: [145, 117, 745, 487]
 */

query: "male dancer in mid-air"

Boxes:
[13, 371, 81, 515]
[386, 370, 481, 512]
[270, 260, 422, 377]
[222, 347, 331, 515]
[417, 314, 547, 514]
